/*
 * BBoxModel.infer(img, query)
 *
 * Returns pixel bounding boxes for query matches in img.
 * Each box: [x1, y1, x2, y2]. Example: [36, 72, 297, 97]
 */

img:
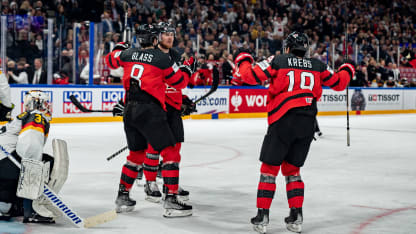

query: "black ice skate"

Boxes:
[115, 184, 136, 213]
[23, 212, 55, 224]
[163, 194, 192, 218]
[284, 207, 303, 233]
[162, 185, 190, 201]
[251, 208, 269, 234]
[144, 181, 162, 203]
[0, 211, 11, 221]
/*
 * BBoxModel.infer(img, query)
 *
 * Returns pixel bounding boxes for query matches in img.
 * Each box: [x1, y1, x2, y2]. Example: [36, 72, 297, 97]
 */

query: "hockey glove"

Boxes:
[0, 102, 14, 122]
[339, 59, 356, 79]
[181, 96, 197, 116]
[112, 99, 124, 117]
[112, 42, 130, 52]
[233, 48, 254, 66]
[183, 56, 197, 73]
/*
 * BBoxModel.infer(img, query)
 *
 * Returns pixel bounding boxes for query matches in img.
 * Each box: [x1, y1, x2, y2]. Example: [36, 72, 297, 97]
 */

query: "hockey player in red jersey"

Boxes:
[141, 22, 196, 204]
[105, 24, 193, 217]
[234, 32, 355, 233]
[189, 55, 219, 86]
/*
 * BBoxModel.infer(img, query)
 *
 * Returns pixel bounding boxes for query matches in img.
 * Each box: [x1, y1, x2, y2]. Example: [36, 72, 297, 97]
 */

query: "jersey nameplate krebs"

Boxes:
[287, 57, 312, 68]
[131, 52, 154, 63]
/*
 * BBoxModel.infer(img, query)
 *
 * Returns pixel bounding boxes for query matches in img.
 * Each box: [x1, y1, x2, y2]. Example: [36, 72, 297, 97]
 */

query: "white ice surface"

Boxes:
[1, 114, 415, 234]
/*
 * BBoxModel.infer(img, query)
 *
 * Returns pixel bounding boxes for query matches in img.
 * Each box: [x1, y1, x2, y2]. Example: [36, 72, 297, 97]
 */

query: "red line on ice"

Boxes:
[351, 205, 416, 234]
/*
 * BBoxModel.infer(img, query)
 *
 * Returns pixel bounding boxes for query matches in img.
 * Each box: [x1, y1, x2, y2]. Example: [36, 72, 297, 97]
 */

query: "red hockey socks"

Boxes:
[120, 150, 145, 191]
[160, 144, 181, 194]
[282, 161, 304, 208]
[256, 163, 280, 209]
[143, 144, 160, 182]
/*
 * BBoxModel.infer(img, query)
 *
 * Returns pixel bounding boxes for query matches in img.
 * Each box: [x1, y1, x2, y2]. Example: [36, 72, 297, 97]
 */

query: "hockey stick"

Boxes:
[193, 69, 220, 104]
[106, 145, 128, 161]
[345, 22, 351, 147]
[69, 95, 112, 113]
[122, 1, 129, 43]
[0, 145, 117, 228]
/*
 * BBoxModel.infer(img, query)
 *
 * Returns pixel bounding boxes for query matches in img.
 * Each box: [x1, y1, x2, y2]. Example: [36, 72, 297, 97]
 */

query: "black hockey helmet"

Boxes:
[136, 24, 158, 47]
[283, 31, 309, 57]
[156, 22, 176, 37]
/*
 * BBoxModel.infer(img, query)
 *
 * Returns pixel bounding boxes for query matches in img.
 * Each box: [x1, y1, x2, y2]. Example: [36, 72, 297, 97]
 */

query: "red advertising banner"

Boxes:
[229, 88, 268, 113]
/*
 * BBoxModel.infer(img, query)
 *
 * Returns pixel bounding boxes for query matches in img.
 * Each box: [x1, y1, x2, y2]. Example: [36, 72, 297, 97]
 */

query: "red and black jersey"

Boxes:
[239, 53, 351, 125]
[105, 48, 189, 110]
[190, 63, 218, 86]
[165, 48, 183, 110]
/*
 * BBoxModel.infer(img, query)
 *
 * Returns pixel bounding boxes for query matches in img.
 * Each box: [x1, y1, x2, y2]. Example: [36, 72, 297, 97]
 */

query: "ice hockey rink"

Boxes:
[1, 114, 415, 234]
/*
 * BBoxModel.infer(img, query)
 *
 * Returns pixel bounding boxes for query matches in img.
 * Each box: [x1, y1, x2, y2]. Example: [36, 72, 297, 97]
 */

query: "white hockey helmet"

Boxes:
[23, 90, 51, 118]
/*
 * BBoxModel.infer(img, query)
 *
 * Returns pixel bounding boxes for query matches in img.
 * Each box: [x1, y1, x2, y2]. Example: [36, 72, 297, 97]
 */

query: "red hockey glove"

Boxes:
[183, 56, 197, 73]
[233, 48, 254, 66]
[339, 59, 356, 79]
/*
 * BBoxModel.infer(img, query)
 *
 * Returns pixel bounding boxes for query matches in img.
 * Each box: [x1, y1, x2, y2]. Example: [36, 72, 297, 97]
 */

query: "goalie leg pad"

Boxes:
[33, 139, 69, 218]
[16, 158, 48, 200]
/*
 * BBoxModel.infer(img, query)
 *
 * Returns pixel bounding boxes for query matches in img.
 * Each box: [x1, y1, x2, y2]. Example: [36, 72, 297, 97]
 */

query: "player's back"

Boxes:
[266, 53, 331, 124]
[117, 47, 180, 109]
[269, 53, 327, 99]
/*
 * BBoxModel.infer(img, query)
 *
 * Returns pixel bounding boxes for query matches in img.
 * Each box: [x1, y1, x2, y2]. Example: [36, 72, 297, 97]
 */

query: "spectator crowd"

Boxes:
[1, 0, 416, 87]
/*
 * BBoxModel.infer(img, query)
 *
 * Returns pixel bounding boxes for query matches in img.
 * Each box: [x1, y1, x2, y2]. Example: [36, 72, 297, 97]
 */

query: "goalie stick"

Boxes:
[69, 95, 112, 113]
[0, 143, 117, 228]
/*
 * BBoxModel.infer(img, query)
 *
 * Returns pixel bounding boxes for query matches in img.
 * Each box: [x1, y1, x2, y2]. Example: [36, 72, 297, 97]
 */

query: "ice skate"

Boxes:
[0, 211, 11, 221]
[163, 194, 192, 218]
[162, 185, 190, 201]
[23, 212, 55, 224]
[251, 208, 269, 234]
[115, 184, 136, 213]
[144, 181, 162, 203]
[284, 207, 303, 233]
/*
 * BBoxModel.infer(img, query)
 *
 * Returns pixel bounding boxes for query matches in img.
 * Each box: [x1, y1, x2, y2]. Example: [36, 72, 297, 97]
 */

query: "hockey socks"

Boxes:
[256, 163, 279, 209]
[160, 145, 181, 194]
[281, 162, 304, 208]
[121, 150, 145, 190]
[162, 162, 179, 194]
[143, 145, 160, 182]
[285, 175, 304, 208]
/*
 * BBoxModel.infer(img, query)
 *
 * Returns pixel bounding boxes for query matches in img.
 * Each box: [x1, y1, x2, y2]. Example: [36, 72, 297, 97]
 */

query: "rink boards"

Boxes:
[7, 85, 416, 123]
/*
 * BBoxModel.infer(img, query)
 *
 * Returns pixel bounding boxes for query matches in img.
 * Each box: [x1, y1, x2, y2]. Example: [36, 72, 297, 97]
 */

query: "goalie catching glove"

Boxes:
[112, 99, 124, 117]
[181, 96, 197, 116]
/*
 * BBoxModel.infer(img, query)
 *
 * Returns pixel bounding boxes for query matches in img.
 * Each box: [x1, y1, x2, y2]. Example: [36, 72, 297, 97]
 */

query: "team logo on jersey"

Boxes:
[231, 91, 242, 111]
[63, 91, 92, 114]
[20, 90, 53, 113]
[102, 91, 124, 110]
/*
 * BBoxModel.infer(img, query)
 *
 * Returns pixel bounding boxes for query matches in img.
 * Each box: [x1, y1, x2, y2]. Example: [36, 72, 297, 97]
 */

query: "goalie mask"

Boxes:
[23, 90, 51, 119]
